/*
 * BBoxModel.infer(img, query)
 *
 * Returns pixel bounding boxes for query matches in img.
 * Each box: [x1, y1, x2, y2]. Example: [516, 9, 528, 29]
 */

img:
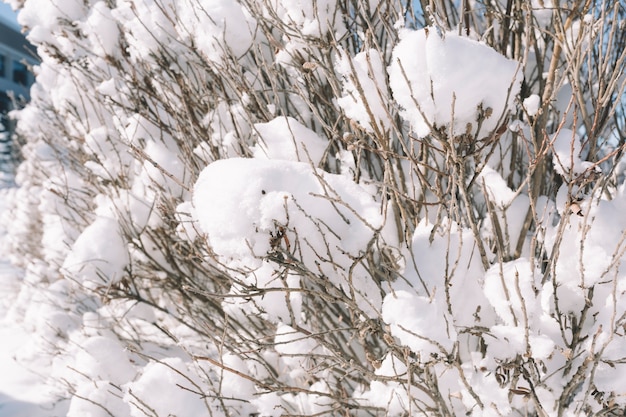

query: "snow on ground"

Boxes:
[0, 320, 67, 417]
[0, 187, 67, 417]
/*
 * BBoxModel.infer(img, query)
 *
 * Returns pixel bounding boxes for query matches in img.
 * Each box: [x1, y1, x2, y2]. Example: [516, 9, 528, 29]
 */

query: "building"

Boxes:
[0, 18, 36, 122]
[0, 18, 37, 184]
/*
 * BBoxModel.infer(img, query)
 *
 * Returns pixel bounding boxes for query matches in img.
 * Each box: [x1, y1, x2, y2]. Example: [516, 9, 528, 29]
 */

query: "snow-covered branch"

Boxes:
[2, 0, 626, 415]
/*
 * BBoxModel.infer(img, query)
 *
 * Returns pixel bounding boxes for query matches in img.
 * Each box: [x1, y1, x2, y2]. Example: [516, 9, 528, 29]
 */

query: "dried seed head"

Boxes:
[569, 202, 583, 216]
[302, 61, 318, 72]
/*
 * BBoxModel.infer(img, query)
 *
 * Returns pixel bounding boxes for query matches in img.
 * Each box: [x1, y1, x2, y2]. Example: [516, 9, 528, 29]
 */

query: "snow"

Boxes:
[0, 190, 68, 416]
[80, 2, 120, 59]
[354, 354, 413, 414]
[252, 116, 328, 165]
[266, 0, 344, 38]
[483, 258, 541, 327]
[2, 1, 626, 415]
[398, 219, 493, 328]
[0, 326, 67, 417]
[382, 290, 456, 357]
[479, 165, 517, 206]
[523, 94, 541, 116]
[389, 28, 522, 138]
[62, 216, 129, 289]
[18, 0, 87, 45]
[551, 128, 596, 179]
[337, 48, 392, 132]
[175, 0, 257, 64]
[124, 357, 208, 417]
[191, 157, 385, 316]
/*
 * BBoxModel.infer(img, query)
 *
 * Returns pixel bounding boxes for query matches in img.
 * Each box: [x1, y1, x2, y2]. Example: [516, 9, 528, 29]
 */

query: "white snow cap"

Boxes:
[389, 28, 522, 138]
[337, 48, 392, 132]
[252, 116, 327, 165]
[382, 290, 456, 358]
[523, 94, 541, 116]
[62, 217, 129, 289]
[192, 157, 385, 315]
[551, 128, 599, 179]
[192, 157, 382, 268]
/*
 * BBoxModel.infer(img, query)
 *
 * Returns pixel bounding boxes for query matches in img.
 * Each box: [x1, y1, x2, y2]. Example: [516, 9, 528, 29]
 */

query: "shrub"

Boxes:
[4, 0, 626, 415]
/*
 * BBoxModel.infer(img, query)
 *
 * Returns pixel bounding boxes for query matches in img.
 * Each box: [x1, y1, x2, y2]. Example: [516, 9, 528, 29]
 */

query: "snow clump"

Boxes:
[523, 94, 541, 116]
[389, 28, 522, 138]
[252, 116, 328, 165]
[551, 128, 598, 179]
[337, 48, 392, 132]
[192, 157, 385, 315]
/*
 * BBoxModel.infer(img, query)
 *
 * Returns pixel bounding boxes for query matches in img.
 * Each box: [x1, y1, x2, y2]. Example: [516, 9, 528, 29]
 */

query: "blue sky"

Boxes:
[0, 3, 19, 30]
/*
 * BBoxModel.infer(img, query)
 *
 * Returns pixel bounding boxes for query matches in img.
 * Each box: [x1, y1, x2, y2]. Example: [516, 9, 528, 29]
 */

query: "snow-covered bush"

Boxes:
[3, 0, 626, 415]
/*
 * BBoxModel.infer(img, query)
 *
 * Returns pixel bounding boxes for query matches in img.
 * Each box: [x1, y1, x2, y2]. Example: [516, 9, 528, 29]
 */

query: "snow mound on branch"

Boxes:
[73, 336, 136, 384]
[551, 128, 596, 179]
[523, 94, 541, 116]
[192, 158, 384, 311]
[389, 28, 522, 138]
[399, 219, 493, 328]
[354, 354, 424, 414]
[266, 0, 343, 38]
[113, 0, 255, 65]
[80, 1, 120, 59]
[382, 290, 455, 357]
[62, 217, 129, 289]
[18, 0, 87, 46]
[176, 0, 257, 63]
[193, 158, 381, 265]
[479, 166, 517, 207]
[337, 48, 391, 132]
[123, 358, 210, 417]
[66, 380, 130, 417]
[252, 116, 328, 165]
[382, 220, 493, 361]
[478, 166, 531, 256]
[112, 0, 178, 63]
[483, 258, 542, 327]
